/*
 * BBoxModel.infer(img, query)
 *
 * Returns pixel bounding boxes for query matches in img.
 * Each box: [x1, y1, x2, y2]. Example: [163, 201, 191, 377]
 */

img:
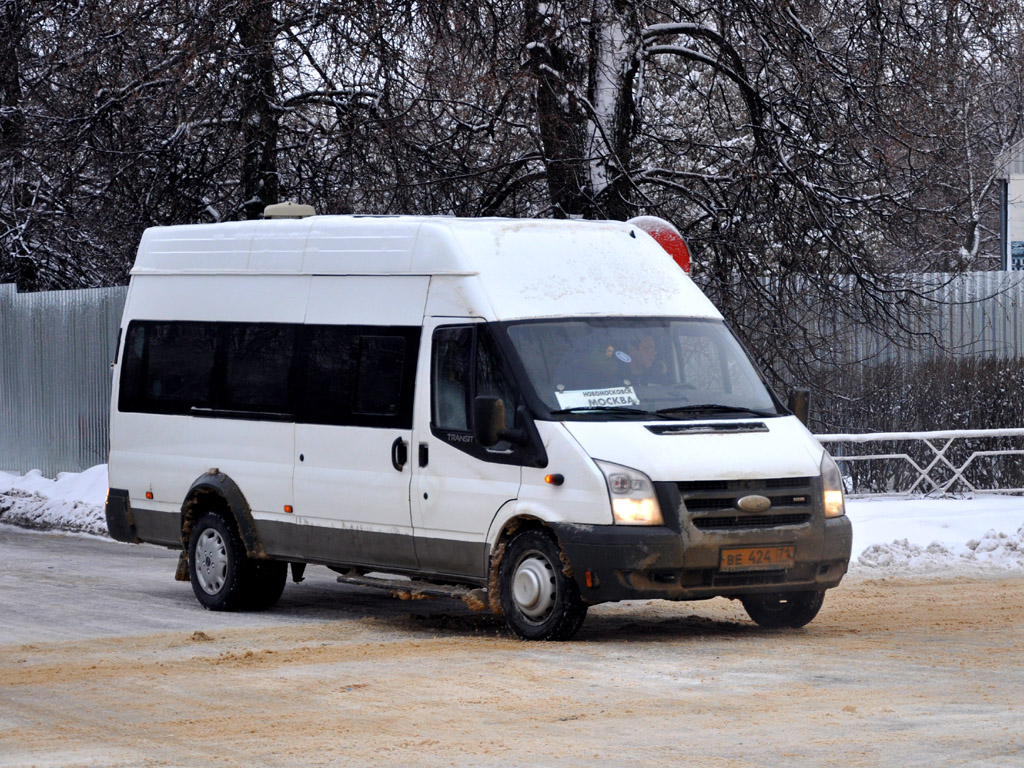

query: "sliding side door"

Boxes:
[288, 276, 428, 570]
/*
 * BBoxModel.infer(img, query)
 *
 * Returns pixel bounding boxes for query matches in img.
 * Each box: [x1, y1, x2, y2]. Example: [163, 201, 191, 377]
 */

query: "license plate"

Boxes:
[720, 545, 795, 571]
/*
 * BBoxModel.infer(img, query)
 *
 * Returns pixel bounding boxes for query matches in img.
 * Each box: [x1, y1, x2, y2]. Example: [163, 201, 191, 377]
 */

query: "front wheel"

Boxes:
[741, 590, 825, 628]
[498, 530, 587, 641]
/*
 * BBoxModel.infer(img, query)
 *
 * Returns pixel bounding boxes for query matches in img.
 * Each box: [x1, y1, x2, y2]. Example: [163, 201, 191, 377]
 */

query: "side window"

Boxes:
[119, 321, 217, 414]
[119, 324, 146, 409]
[300, 325, 358, 425]
[354, 335, 407, 416]
[120, 320, 419, 426]
[431, 325, 519, 434]
[432, 327, 473, 430]
[222, 324, 295, 414]
[476, 334, 518, 432]
[300, 325, 419, 428]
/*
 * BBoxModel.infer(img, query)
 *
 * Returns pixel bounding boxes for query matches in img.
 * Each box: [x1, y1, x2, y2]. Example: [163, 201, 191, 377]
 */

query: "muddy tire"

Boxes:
[247, 559, 288, 610]
[741, 590, 825, 628]
[498, 530, 587, 641]
[187, 511, 285, 611]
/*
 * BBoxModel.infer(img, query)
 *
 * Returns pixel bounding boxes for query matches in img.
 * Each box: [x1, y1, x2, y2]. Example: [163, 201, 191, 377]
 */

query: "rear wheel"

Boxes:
[741, 590, 825, 628]
[247, 559, 288, 610]
[187, 511, 285, 611]
[498, 530, 587, 641]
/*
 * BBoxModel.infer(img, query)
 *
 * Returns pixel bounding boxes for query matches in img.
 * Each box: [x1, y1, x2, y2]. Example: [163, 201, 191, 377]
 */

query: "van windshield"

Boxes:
[505, 318, 780, 420]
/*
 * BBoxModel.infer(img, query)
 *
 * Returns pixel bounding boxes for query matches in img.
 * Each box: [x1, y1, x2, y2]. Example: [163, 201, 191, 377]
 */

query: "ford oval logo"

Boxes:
[737, 494, 772, 513]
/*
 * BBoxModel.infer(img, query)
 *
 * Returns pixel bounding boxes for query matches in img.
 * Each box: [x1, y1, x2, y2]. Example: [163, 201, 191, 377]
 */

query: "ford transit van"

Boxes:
[106, 213, 852, 640]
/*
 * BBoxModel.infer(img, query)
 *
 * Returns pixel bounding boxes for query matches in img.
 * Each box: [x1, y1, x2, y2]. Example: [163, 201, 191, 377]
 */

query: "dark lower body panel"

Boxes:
[108, 489, 853, 605]
[105, 489, 487, 584]
[105, 489, 179, 546]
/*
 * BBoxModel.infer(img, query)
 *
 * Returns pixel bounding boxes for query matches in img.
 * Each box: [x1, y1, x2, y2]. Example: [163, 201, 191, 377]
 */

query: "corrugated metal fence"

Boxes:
[0, 283, 127, 476]
[1, 271, 1024, 477]
[839, 271, 1024, 363]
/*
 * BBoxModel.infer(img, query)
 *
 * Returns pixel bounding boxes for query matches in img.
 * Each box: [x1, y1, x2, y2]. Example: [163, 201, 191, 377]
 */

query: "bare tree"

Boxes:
[2, 0, 1022, 383]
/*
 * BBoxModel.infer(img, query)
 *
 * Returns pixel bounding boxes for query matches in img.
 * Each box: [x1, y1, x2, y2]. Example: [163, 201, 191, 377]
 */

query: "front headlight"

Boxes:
[595, 460, 664, 525]
[820, 452, 847, 518]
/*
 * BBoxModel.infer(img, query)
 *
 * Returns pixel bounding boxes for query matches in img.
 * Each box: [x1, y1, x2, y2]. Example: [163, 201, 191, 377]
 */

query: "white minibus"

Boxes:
[106, 211, 851, 640]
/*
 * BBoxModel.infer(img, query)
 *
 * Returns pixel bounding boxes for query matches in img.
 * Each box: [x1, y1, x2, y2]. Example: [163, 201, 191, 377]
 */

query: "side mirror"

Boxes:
[788, 388, 810, 426]
[473, 396, 507, 447]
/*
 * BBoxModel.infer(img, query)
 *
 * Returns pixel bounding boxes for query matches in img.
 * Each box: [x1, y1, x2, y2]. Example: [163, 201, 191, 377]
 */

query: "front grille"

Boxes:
[677, 479, 730, 493]
[686, 495, 810, 513]
[677, 476, 816, 530]
[686, 497, 738, 512]
[770, 494, 811, 507]
[765, 476, 812, 490]
[692, 513, 811, 530]
[677, 477, 813, 494]
[646, 422, 769, 436]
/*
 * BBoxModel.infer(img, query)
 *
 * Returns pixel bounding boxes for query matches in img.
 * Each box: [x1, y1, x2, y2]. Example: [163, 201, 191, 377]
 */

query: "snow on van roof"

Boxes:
[133, 216, 721, 322]
[435, 218, 720, 320]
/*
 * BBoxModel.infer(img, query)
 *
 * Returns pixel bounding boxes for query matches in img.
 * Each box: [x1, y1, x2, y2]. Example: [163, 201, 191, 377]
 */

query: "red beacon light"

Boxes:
[627, 216, 691, 273]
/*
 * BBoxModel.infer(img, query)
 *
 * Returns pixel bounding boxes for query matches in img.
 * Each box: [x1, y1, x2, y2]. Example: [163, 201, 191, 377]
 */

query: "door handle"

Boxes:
[391, 437, 408, 471]
[418, 443, 429, 468]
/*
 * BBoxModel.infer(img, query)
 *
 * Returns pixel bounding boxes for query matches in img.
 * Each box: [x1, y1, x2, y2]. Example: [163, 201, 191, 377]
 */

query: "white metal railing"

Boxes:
[815, 428, 1024, 498]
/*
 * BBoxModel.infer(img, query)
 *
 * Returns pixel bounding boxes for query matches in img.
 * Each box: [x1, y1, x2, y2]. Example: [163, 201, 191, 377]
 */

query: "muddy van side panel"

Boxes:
[108, 272, 310, 547]
[109, 219, 432, 567]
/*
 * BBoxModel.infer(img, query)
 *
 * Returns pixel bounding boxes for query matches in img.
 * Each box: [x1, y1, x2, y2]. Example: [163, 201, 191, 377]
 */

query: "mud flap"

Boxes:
[174, 551, 189, 582]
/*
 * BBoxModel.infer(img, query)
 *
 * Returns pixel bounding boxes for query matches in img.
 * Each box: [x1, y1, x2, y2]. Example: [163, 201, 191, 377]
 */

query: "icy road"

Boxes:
[1, 526, 1022, 767]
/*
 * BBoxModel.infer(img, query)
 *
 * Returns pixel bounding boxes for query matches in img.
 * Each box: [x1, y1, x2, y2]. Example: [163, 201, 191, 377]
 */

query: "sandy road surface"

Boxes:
[1, 527, 1022, 767]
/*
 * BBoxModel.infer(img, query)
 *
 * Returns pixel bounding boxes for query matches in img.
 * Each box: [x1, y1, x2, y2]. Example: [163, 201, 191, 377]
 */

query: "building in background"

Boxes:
[997, 140, 1024, 271]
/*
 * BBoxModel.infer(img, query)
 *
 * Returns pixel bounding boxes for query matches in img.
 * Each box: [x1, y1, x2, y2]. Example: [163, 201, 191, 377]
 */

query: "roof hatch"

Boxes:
[263, 201, 316, 219]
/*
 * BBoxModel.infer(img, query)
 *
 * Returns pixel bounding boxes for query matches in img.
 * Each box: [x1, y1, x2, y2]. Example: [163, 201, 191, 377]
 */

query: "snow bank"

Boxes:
[0, 465, 108, 537]
[857, 528, 1024, 573]
[2, 466, 1024, 576]
[846, 495, 1024, 576]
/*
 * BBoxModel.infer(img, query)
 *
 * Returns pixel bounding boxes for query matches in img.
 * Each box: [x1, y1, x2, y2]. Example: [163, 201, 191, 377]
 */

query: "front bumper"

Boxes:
[551, 514, 852, 604]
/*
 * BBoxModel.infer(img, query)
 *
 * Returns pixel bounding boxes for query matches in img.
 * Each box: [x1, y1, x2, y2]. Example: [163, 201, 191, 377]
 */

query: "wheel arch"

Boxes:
[180, 469, 267, 559]
[485, 513, 568, 615]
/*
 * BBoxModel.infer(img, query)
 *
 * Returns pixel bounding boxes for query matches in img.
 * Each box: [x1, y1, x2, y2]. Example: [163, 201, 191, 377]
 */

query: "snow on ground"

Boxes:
[0, 465, 109, 537]
[849, 495, 1024, 576]
[2, 466, 1023, 576]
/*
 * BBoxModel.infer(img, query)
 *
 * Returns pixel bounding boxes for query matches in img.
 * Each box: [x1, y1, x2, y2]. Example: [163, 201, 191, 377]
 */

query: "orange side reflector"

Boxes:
[145, 491, 153, 500]
[284, 505, 293, 514]
[585, 571, 594, 588]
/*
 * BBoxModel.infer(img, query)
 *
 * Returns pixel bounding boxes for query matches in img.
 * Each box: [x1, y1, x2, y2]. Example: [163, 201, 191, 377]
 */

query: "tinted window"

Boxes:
[302, 325, 359, 425]
[119, 322, 216, 414]
[354, 336, 407, 416]
[432, 327, 473, 430]
[222, 324, 295, 414]
[119, 320, 419, 427]
[299, 325, 419, 428]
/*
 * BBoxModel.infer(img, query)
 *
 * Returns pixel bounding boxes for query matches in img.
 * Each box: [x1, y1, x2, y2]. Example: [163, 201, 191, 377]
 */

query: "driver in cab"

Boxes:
[602, 333, 668, 388]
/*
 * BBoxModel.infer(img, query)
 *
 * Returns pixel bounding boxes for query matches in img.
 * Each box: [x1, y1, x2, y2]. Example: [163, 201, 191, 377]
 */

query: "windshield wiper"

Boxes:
[550, 406, 672, 419]
[655, 404, 778, 418]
